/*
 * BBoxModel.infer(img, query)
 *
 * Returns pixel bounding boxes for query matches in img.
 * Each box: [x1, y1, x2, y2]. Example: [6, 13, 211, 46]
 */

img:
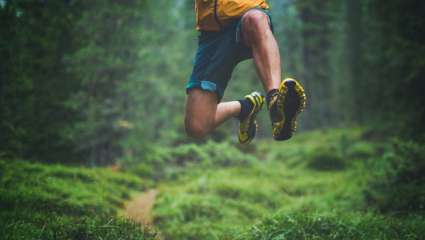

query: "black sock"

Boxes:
[238, 99, 253, 120]
[266, 89, 279, 108]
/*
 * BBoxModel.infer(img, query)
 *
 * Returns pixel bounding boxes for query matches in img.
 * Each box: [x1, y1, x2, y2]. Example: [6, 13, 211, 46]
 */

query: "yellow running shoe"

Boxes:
[238, 92, 265, 144]
[268, 78, 307, 141]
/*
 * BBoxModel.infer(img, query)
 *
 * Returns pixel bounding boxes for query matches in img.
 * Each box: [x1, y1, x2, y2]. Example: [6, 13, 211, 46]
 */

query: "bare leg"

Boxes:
[185, 89, 240, 139]
[214, 101, 241, 127]
[242, 10, 281, 92]
[185, 11, 277, 140]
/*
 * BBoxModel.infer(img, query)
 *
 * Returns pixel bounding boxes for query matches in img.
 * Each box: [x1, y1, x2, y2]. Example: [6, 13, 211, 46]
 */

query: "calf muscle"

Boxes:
[185, 89, 218, 138]
[184, 89, 241, 139]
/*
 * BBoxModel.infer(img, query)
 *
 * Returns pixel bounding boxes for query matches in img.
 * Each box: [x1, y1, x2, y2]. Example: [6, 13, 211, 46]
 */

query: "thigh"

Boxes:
[185, 88, 218, 129]
[240, 8, 273, 46]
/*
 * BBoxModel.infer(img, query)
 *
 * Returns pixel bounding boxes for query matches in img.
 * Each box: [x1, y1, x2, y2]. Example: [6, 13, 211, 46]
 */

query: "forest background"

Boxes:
[1, 0, 424, 239]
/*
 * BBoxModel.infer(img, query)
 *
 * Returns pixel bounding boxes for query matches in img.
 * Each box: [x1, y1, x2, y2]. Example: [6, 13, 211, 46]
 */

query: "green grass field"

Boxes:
[1, 128, 423, 239]
[0, 160, 158, 239]
[152, 128, 424, 239]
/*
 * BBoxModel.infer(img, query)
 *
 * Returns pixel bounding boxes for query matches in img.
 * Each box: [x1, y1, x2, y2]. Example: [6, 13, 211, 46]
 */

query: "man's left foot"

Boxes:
[268, 78, 307, 141]
[238, 92, 265, 144]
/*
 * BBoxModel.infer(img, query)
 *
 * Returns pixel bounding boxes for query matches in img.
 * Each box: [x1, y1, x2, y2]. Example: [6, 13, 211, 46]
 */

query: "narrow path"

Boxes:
[124, 189, 158, 226]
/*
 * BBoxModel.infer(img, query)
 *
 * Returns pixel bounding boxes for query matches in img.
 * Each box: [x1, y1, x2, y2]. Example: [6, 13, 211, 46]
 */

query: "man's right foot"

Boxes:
[238, 92, 265, 144]
[268, 78, 307, 141]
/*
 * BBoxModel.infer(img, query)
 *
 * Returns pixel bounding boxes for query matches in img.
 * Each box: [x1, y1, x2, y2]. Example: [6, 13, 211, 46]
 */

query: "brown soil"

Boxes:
[124, 189, 158, 226]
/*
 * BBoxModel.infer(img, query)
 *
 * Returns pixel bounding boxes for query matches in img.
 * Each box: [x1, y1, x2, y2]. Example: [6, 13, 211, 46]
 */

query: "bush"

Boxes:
[307, 147, 346, 170]
[365, 140, 425, 213]
[347, 141, 377, 159]
[126, 141, 257, 180]
[202, 141, 257, 166]
[161, 141, 257, 167]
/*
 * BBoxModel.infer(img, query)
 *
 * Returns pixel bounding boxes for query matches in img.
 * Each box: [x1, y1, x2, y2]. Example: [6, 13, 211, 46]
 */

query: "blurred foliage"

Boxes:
[1, 0, 424, 165]
[122, 141, 257, 181]
[365, 140, 425, 214]
[307, 146, 346, 171]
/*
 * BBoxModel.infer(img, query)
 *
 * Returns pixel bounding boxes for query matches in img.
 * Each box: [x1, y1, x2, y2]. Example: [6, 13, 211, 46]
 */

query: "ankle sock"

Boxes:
[238, 99, 254, 120]
[266, 89, 279, 107]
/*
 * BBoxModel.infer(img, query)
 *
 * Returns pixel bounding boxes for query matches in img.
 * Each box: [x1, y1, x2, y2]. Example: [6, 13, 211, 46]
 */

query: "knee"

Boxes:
[184, 119, 210, 139]
[242, 11, 269, 35]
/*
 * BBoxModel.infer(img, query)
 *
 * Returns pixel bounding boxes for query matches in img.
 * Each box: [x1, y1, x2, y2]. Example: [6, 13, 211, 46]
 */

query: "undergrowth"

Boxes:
[122, 140, 257, 181]
[239, 212, 424, 240]
[0, 160, 157, 240]
[152, 128, 424, 240]
[2, 128, 423, 239]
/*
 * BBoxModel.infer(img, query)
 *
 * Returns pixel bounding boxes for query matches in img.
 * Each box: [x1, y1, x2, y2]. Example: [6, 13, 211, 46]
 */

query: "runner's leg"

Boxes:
[241, 10, 281, 92]
[185, 89, 240, 139]
[215, 102, 241, 127]
[241, 10, 307, 141]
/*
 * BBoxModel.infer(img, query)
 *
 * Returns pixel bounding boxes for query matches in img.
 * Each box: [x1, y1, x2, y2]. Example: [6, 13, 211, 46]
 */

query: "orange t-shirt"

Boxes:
[195, 0, 269, 31]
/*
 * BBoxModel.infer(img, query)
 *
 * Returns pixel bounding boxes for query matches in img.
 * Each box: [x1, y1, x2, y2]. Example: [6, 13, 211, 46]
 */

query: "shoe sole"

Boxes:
[239, 120, 258, 145]
[274, 79, 306, 141]
[239, 93, 264, 144]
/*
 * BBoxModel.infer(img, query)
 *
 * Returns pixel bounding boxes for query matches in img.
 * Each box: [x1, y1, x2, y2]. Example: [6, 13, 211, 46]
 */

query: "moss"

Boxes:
[0, 160, 155, 240]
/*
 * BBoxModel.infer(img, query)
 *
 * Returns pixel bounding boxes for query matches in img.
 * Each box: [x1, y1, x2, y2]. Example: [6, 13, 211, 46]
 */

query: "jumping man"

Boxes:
[185, 0, 307, 143]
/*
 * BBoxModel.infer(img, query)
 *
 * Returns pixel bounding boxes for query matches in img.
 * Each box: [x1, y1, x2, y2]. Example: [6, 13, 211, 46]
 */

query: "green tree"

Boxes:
[0, 0, 81, 161]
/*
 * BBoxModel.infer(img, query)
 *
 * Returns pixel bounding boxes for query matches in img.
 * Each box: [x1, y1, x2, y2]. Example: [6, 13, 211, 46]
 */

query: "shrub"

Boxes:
[307, 147, 346, 170]
[171, 144, 209, 166]
[201, 141, 257, 167]
[127, 141, 257, 180]
[347, 142, 377, 159]
[365, 140, 425, 213]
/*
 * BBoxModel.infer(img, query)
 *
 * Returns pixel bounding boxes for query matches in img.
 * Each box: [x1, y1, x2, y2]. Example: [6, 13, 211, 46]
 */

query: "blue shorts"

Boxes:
[186, 9, 273, 102]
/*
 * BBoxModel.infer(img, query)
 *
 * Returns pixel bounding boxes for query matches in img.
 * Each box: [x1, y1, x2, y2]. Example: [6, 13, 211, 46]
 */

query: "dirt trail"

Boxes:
[124, 189, 158, 226]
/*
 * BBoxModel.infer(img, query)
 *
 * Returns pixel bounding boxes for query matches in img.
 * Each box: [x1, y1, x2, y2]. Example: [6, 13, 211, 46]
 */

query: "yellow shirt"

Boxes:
[195, 0, 269, 31]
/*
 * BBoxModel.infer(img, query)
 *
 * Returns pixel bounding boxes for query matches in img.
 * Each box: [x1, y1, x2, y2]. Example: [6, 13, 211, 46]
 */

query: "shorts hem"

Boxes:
[186, 80, 224, 101]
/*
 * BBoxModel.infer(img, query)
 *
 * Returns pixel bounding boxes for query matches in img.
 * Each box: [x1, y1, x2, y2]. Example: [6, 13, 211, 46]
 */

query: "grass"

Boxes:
[1, 127, 423, 239]
[152, 128, 424, 240]
[239, 212, 424, 240]
[0, 160, 158, 240]
[153, 162, 367, 239]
